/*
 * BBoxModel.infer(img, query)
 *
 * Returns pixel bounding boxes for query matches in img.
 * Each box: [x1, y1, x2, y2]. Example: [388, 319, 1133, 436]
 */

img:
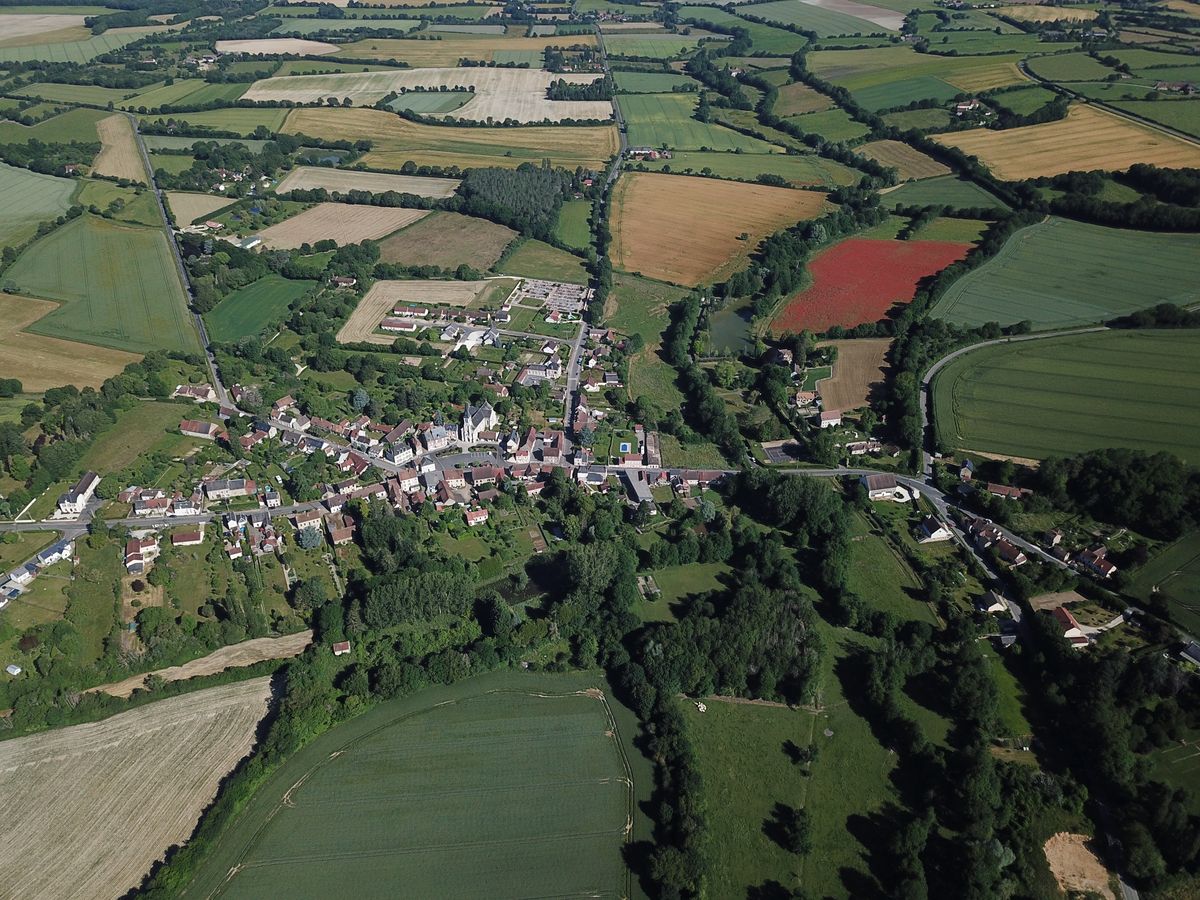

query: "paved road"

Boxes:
[563, 322, 587, 430]
[594, 29, 627, 189]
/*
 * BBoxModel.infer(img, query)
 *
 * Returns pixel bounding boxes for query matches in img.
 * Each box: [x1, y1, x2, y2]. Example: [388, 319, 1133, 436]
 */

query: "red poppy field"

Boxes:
[771, 238, 970, 334]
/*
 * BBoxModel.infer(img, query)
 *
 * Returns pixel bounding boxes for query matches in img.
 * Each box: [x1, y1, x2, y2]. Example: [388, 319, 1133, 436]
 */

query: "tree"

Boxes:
[297, 527, 324, 550]
[293, 577, 328, 611]
[770, 804, 812, 855]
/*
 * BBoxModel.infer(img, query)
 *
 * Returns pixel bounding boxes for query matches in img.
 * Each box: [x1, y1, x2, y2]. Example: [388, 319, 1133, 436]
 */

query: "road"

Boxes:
[563, 322, 587, 430]
[594, 28, 627, 189]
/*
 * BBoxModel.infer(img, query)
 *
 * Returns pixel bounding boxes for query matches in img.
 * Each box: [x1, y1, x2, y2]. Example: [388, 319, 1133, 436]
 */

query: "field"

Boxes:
[337, 278, 508, 344]
[0, 292, 140, 389]
[999, 4, 1096, 22]
[639, 148, 859, 186]
[140, 107, 291, 137]
[0, 12, 85, 39]
[206, 275, 315, 342]
[1111, 99, 1200, 140]
[337, 33, 596, 66]
[501, 239, 589, 283]
[257, 203, 428, 249]
[605, 272, 690, 408]
[677, 6, 809, 54]
[91, 113, 146, 183]
[1130, 533, 1200, 636]
[612, 70, 700, 92]
[775, 80, 834, 115]
[0, 679, 272, 899]
[0, 161, 76, 247]
[165, 190, 233, 224]
[215, 37, 338, 54]
[885, 174, 1010, 211]
[185, 671, 631, 899]
[387, 89, 474, 113]
[0, 25, 159, 62]
[610, 173, 829, 286]
[618, 92, 780, 151]
[377, 211, 516, 270]
[816, 337, 891, 411]
[604, 31, 724, 57]
[5, 215, 199, 354]
[15, 80, 139, 105]
[0, 106, 106, 145]
[857, 138, 950, 179]
[883, 106, 953, 132]
[554, 198, 592, 250]
[990, 83, 1060, 116]
[124, 78, 247, 110]
[929, 218, 1200, 328]
[78, 400, 193, 473]
[1026, 52, 1115, 82]
[786, 106, 871, 142]
[933, 329, 1200, 461]
[772, 237, 969, 333]
[748, 0, 904, 34]
[284, 107, 619, 170]
[274, 165, 460, 197]
[934, 104, 1200, 179]
[245, 68, 611, 123]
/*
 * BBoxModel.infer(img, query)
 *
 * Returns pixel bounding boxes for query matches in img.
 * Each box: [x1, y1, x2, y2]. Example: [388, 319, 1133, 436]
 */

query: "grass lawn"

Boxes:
[1129, 532, 1200, 636]
[500, 239, 589, 283]
[980, 641, 1032, 738]
[0, 109, 107, 147]
[64, 536, 121, 663]
[205, 274, 314, 343]
[847, 510, 933, 624]
[0, 531, 57, 570]
[640, 561, 729, 620]
[553, 198, 592, 251]
[79, 401, 192, 473]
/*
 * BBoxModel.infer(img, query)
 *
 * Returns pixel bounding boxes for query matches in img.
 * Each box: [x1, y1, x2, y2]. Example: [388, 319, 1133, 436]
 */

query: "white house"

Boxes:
[916, 516, 952, 543]
[57, 472, 100, 515]
[974, 590, 1008, 615]
[817, 409, 842, 429]
[861, 473, 911, 503]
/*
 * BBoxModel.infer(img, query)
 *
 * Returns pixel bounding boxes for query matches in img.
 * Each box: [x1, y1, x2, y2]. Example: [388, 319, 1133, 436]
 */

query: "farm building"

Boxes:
[333, 640, 352, 656]
[180, 419, 227, 441]
[171, 530, 204, 547]
[817, 409, 842, 429]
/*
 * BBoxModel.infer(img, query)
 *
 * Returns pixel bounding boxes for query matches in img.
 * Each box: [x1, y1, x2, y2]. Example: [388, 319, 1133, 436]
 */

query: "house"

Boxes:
[916, 516, 952, 543]
[179, 419, 227, 441]
[7, 567, 32, 586]
[171, 495, 202, 517]
[1180, 641, 1200, 667]
[264, 489, 281, 509]
[542, 430, 565, 465]
[995, 539, 1027, 567]
[986, 483, 1031, 501]
[225, 540, 244, 561]
[1043, 529, 1063, 547]
[205, 478, 255, 501]
[817, 409, 842, 429]
[281, 413, 311, 432]
[330, 275, 357, 288]
[460, 400, 499, 444]
[861, 473, 910, 503]
[37, 539, 74, 567]
[124, 537, 160, 574]
[1077, 546, 1118, 579]
[133, 496, 172, 516]
[794, 390, 819, 408]
[509, 426, 538, 464]
[173, 384, 216, 403]
[272, 394, 296, 415]
[326, 514, 356, 546]
[293, 508, 323, 531]
[421, 424, 453, 454]
[974, 590, 1008, 615]
[959, 459, 974, 482]
[171, 530, 204, 547]
[464, 506, 489, 527]
[333, 640, 352, 656]
[846, 439, 882, 456]
[955, 98, 983, 115]
[1052, 607, 1089, 649]
[240, 429, 269, 451]
[57, 471, 100, 515]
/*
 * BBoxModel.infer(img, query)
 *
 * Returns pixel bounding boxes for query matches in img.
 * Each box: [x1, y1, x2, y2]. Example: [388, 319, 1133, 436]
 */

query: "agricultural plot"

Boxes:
[554, 198, 592, 250]
[144, 135, 270, 152]
[604, 31, 724, 57]
[787, 106, 871, 141]
[502, 239, 589, 283]
[1111, 99, 1200, 139]
[884, 174, 1009, 211]
[272, 15, 418, 34]
[91, 113, 146, 183]
[285, 107, 619, 170]
[386, 89, 474, 113]
[140, 107, 291, 136]
[611, 173, 829, 286]
[612, 70, 700, 92]
[337, 278, 509, 344]
[337, 33, 596, 66]
[749, 0, 904, 34]
[618, 92, 779, 151]
[857, 139, 949, 179]
[0, 679, 272, 900]
[882, 107, 953, 131]
[774, 80, 834, 115]
[0, 25, 159, 62]
[215, 38, 339, 55]
[0, 12, 85, 39]
[14, 80, 141, 105]
[377, 211, 517, 270]
[929, 217, 1200, 328]
[244, 68, 612, 123]
[932, 329, 1200, 461]
[274, 165, 460, 197]
[206, 274, 315, 342]
[123, 78, 247, 110]
[0, 161, 76, 247]
[772, 237, 969, 333]
[0, 105, 106, 144]
[1130, 533, 1200, 636]
[165, 191, 234, 224]
[187, 671, 631, 900]
[5, 215, 198, 354]
[988, 83, 1060, 116]
[256, 203, 428, 249]
[1025, 52, 1115, 82]
[637, 149, 860, 186]
[816, 337, 892, 412]
[998, 4, 1096, 22]
[677, 6, 808, 54]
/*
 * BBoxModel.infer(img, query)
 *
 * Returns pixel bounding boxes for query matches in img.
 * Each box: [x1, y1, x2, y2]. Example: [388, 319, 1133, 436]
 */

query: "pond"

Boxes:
[708, 297, 755, 355]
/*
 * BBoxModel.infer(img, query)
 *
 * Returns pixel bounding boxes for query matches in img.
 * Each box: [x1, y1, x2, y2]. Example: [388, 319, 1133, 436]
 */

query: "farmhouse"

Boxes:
[861, 473, 910, 503]
[57, 472, 100, 516]
[1053, 607, 1089, 649]
[817, 409, 842, 429]
[173, 384, 217, 403]
[975, 590, 1008, 615]
[179, 419, 227, 441]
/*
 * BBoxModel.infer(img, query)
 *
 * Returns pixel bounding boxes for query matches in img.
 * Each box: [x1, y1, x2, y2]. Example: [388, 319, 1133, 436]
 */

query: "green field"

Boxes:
[988, 83, 1060, 115]
[501, 239, 589, 283]
[386, 90, 474, 113]
[847, 511, 934, 624]
[618, 92, 780, 151]
[124, 79, 248, 110]
[678, 6, 808, 54]
[787, 107, 871, 142]
[0, 161, 76, 248]
[1130, 533, 1200, 636]
[0, 106, 107, 144]
[141, 135, 270, 152]
[5, 214, 199, 354]
[613, 70, 700, 93]
[604, 32, 724, 58]
[139, 107, 290, 136]
[1025, 52, 1115, 82]
[80, 400, 194, 472]
[639, 148, 860, 186]
[186, 670, 632, 899]
[607, 272, 689, 408]
[1111, 99, 1200, 139]
[885, 174, 1010, 211]
[273, 15, 418, 34]
[206, 274, 315, 343]
[933, 329, 1200, 461]
[747, 0, 895, 36]
[882, 106, 953, 132]
[14, 81, 144, 105]
[0, 27, 158, 63]
[930, 218, 1200, 329]
[553, 199, 592, 251]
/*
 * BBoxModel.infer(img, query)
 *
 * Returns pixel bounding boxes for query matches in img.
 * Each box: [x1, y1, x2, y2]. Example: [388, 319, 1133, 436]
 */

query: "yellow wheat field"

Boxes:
[858, 139, 950, 180]
[92, 114, 146, 183]
[256, 203, 428, 249]
[166, 191, 232, 224]
[997, 4, 1097, 22]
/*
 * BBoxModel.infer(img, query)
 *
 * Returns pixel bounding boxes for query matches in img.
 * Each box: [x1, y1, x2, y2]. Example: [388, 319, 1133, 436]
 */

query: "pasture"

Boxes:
[502, 239, 589, 283]
[929, 218, 1200, 328]
[1025, 52, 1115, 82]
[122, 78, 247, 110]
[140, 107, 291, 136]
[0, 106, 106, 144]
[882, 106, 953, 132]
[748, 0, 904, 34]
[165, 191, 233, 224]
[5, 215, 199, 354]
[612, 70, 700, 92]
[0, 161, 75, 247]
[337, 33, 596, 66]
[618, 92, 779, 151]
[256, 203, 428, 249]
[206, 275, 315, 342]
[775, 80, 834, 115]
[285, 107, 619, 170]
[387, 89, 473, 113]
[677, 6, 809, 54]
[885, 174, 1010, 210]
[786, 106, 871, 142]
[934, 104, 1200, 179]
[816, 337, 891, 412]
[638, 149, 859, 186]
[554, 198, 592, 250]
[1130, 533, 1200, 637]
[989, 83, 1060, 116]
[857, 138, 950, 179]
[933, 329, 1200, 461]
[91, 113, 146, 183]
[274, 165, 460, 198]
[1111, 99, 1200, 140]
[14, 80, 140, 105]
[0, 679, 272, 900]
[604, 31, 724, 57]
[377, 211, 517, 270]
[605, 272, 690, 409]
[185, 671, 632, 900]
[610, 173, 829, 286]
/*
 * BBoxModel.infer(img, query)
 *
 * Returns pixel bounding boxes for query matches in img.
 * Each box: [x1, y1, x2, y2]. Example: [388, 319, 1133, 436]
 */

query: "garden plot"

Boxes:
[255, 203, 428, 249]
[275, 166, 460, 197]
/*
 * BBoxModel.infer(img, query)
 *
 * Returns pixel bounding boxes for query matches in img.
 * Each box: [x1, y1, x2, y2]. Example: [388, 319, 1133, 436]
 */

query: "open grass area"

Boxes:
[605, 272, 689, 409]
[377, 211, 516, 270]
[0, 531, 56, 570]
[139, 107, 290, 137]
[604, 31, 724, 58]
[884, 174, 1010, 211]
[882, 106, 953, 132]
[933, 329, 1200, 461]
[337, 33, 596, 66]
[1111, 98, 1200, 139]
[1130, 533, 1200, 636]
[929, 217, 1200, 329]
[612, 70, 700, 92]
[501, 239, 589, 283]
[0, 161, 75, 248]
[79, 400, 194, 473]
[847, 510, 933, 624]
[0, 106, 106, 144]
[787, 106, 871, 142]
[678, 5, 808, 53]
[206, 274, 315, 342]
[5, 215, 199, 354]
[638, 149, 859, 187]
[124, 78, 247, 110]
[554, 198, 592, 251]
[618, 92, 780, 151]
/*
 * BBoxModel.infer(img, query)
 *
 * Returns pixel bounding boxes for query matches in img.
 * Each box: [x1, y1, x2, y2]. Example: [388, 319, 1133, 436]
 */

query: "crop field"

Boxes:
[0, 25, 159, 62]
[206, 274, 315, 342]
[140, 107, 291, 136]
[5, 215, 198, 354]
[377, 211, 517, 269]
[989, 83, 1060, 116]
[610, 173, 829, 286]
[337, 278, 509, 343]
[933, 329, 1200, 461]
[999, 4, 1096, 22]
[337, 33, 595, 65]
[749, 0, 904, 34]
[285, 107, 619, 170]
[677, 6, 808, 53]
[165, 191, 234, 224]
[612, 70, 700, 92]
[1130, 533, 1200, 636]
[271, 15, 418, 34]
[882, 106, 953, 131]
[257, 203, 428, 249]
[815, 337, 891, 411]
[885, 174, 1010, 210]
[774, 80, 834, 115]
[934, 104, 1200, 179]
[502, 239, 589, 283]
[0, 106, 106, 144]
[215, 37, 338, 54]
[1111, 99, 1200, 139]
[637, 149, 860, 186]
[0, 679, 272, 900]
[0, 12, 85, 39]
[857, 138, 950, 179]
[185, 671, 631, 900]
[1025, 52, 1115, 82]
[619, 92, 779, 151]
[787, 106, 871, 141]
[772, 237, 969, 333]
[0, 161, 76, 247]
[604, 31, 724, 57]
[274, 165, 460, 197]
[386, 89, 474, 113]
[122, 78, 247, 110]
[0, 292, 140, 389]
[245, 68, 612, 123]
[91, 113, 146, 183]
[14, 80, 139, 105]
[929, 218, 1200, 328]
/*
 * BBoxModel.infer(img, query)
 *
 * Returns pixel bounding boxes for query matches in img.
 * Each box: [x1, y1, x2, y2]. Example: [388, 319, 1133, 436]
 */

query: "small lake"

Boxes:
[708, 298, 755, 355]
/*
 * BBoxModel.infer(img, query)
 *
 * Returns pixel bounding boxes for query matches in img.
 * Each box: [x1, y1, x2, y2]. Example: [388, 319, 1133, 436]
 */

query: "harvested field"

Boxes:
[284, 106, 619, 170]
[772, 237, 969, 333]
[0, 292, 140, 390]
[165, 190, 232, 224]
[857, 138, 950, 179]
[935, 104, 1200, 179]
[774, 80, 833, 115]
[245, 68, 612, 123]
[275, 165, 460, 197]
[337, 33, 596, 66]
[1000, 5, 1097, 22]
[90, 630, 313, 698]
[1043, 833, 1114, 900]
[215, 38, 339, 55]
[337, 278, 506, 344]
[377, 211, 516, 270]
[256, 203, 428, 249]
[0, 13, 87, 39]
[0, 679, 272, 900]
[816, 337, 891, 411]
[92, 113, 146, 183]
[610, 173, 829, 286]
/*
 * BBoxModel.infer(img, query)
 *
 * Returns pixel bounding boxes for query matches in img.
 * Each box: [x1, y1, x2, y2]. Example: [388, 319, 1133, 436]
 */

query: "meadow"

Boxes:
[774, 81, 834, 116]
[185, 671, 632, 899]
[336, 33, 595, 66]
[639, 149, 859, 186]
[882, 106, 953, 132]
[80, 400, 197, 472]
[206, 275, 315, 342]
[932, 329, 1200, 461]
[605, 272, 691, 408]
[386, 89, 473, 113]
[847, 510, 932, 623]
[0, 161, 76, 247]
[929, 217, 1200, 328]
[786, 106, 871, 142]
[988, 83, 1060, 116]
[677, 6, 808, 54]
[165, 191, 234, 225]
[5, 215, 199, 354]
[604, 31, 724, 58]
[748, 0, 903, 35]
[612, 70, 700, 92]
[0, 105, 106, 144]
[1025, 52, 1115, 82]
[377, 211, 517, 270]
[1130, 533, 1200, 636]
[15, 80, 142, 105]
[553, 198, 592, 250]
[1111, 99, 1200, 139]
[618, 92, 779, 151]
[502, 239, 589, 283]
[884, 174, 1010, 211]
[121, 78, 247, 110]
[139, 107, 291, 136]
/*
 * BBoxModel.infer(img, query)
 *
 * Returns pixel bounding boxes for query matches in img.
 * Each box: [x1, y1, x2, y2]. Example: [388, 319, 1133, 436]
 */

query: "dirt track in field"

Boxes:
[816, 338, 892, 412]
[93, 114, 147, 184]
